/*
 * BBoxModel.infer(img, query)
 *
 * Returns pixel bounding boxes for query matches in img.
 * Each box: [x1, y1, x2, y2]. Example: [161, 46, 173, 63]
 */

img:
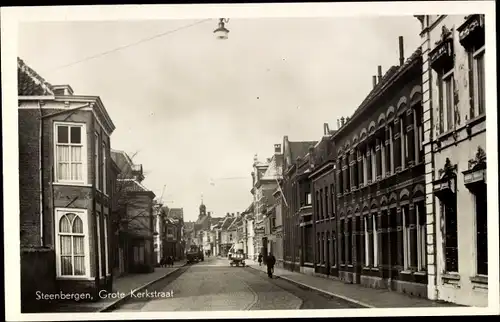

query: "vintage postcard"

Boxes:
[1, 1, 498, 321]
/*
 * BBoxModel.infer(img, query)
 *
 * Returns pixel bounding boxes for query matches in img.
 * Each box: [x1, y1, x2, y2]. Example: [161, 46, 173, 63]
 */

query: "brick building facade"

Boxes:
[18, 58, 116, 311]
[281, 136, 318, 272]
[309, 125, 337, 278]
[332, 39, 427, 297]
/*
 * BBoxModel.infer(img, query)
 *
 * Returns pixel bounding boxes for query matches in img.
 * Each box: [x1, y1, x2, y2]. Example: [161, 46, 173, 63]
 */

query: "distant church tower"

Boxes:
[199, 194, 206, 217]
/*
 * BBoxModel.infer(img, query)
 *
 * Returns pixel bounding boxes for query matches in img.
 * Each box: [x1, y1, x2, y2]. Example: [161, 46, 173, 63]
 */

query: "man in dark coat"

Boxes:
[258, 253, 263, 266]
[266, 252, 276, 278]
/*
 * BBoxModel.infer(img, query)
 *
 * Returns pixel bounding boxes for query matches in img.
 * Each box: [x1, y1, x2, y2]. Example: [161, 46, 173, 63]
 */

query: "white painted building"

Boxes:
[418, 14, 488, 307]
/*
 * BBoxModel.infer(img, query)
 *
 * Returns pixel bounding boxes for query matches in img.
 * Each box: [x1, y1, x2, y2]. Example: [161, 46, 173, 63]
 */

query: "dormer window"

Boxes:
[429, 26, 454, 74]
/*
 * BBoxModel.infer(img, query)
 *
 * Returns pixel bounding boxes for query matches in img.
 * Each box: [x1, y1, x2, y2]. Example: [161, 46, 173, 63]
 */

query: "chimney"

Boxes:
[341, 116, 345, 126]
[237, 212, 240, 216]
[337, 119, 341, 129]
[227, 212, 230, 217]
[377, 66, 382, 83]
[323, 123, 330, 135]
[274, 144, 281, 154]
[372, 75, 377, 88]
[399, 36, 405, 66]
[231, 213, 235, 217]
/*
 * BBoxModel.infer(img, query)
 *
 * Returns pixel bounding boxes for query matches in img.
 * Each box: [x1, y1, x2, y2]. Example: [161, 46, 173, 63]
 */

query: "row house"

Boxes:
[111, 149, 156, 274]
[250, 155, 270, 259]
[271, 185, 285, 268]
[162, 207, 185, 260]
[18, 58, 116, 311]
[219, 213, 238, 256]
[418, 14, 487, 307]
[240, 204, 255, 258]
[333, 38, 427, 297]
[183, 221, 195, 251]
[309, 125, 337, 277]
[281, 136, 318, 272]
[260, 145, 284, 261]
[211, 216, 225, 256]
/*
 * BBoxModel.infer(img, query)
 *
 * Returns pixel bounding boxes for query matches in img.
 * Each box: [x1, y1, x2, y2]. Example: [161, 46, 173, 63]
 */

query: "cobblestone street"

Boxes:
[112, 256, 361, 311]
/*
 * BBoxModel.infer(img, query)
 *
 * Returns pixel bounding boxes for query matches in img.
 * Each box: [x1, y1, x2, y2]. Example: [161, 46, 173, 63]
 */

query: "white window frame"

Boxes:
[472, 46, 486, 117]
[102, 142, 107, 195]
[55, 208, 91, 279]
[474, 190, 488, 277]
[442, 70, 455, 131]
[104, 214, 110, 276]
[371, 146, 376, 181]
[96, 211, 102, 278]
[54, 122, 87, 185]
[94, 133, 99, 190]
[373, 215, 379, 267]
[363, 152, 368, 185]
[381, 143, 386, 178]
[402, 206, 410, 270]
[364, 217, 370, 267]
[416, 202, 426, 271]
[400, 118, 406, 169]
[389, 125, 394, 173]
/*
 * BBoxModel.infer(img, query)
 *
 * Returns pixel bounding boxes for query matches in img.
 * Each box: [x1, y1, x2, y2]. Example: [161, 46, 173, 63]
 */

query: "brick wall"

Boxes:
[18, 108, 42, 247]
[20, 247, 56, 313]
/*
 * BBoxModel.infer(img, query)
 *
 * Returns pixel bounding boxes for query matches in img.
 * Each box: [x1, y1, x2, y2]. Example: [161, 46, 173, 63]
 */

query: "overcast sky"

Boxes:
[18, 16, 421, 222]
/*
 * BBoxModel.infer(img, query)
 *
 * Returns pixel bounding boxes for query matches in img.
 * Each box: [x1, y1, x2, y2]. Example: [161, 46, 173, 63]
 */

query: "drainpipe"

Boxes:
[39, 101, 44, 246]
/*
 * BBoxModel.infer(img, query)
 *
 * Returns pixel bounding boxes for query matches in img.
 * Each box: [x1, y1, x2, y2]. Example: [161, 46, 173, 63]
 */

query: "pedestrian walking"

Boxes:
[266, 252, 276, 278]
[258, 253, 263, 266]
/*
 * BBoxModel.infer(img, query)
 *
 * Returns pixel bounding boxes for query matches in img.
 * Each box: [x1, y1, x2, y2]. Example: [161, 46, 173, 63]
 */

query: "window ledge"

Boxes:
[52, 182, 91, 188]
[470, 275, 488, 285]
[466, 113, 486, 128]
[347, 264, 354, 268]
[362, 266, 371, 271]
[56, 276, 93, 281]
[340, 264, 346, 267]
[400, 270, 413, 275]
[371, 267, 380, 271]
[414, 271, 427, 276]
[442, 273, 461, 281]
[437, 129, 455, 142]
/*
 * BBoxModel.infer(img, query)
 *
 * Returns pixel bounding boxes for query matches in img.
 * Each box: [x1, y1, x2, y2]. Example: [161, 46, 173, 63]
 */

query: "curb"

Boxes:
[247, 265, 373, 308]
[99, 261, 188, 312]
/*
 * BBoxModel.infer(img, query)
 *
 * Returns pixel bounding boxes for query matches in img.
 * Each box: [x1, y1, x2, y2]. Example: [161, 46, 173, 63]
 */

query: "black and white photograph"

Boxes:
[1, 1, 498, 321]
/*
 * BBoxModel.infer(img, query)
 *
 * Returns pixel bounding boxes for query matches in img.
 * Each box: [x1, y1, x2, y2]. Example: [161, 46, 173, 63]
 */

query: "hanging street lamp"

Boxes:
[214, 18, 230, 40]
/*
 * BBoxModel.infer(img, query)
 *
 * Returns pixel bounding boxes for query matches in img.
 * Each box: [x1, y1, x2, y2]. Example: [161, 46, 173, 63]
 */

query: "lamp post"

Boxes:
[214, 18, 230, 40]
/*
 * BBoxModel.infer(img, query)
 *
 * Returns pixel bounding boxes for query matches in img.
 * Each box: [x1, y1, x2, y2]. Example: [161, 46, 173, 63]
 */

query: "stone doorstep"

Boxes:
[100, 261, 188, 312]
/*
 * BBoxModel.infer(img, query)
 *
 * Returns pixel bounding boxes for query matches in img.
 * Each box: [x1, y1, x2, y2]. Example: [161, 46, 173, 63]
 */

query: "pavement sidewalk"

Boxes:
[246, 260, 459, 308]
[53, 260, 187, 312]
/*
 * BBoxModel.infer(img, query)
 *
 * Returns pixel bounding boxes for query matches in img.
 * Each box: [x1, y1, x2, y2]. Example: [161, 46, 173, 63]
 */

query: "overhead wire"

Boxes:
[43, 18, 213, 74]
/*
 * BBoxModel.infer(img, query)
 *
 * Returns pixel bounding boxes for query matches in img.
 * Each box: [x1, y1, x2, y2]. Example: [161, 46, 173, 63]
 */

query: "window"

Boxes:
[340, 220, 345, 264]
[55, 209, 89, 278]
[475, 185, 487, 276]
[416, 201, 427, 271]
[96, 211, 102, 278]
[440, 72, 455, 132]
[443, 197, 459, 273]
[95, 134, 99, 189]
[389, 208, 398, 266]
[389, 125, 394, 173]
[381, 141, 386, 177]
[346, 219, 352, 265]
[330, 184, 335, 218]
[103, 214, 109, 275]
[325, 187, 329, 218]
[415, 105, 424, 163]
[55, 123, 86, 183]
[363, 150, 368, 185]
[470, 47, 485, 118]
[371, 146, 377, 181]
[400, 117, 406, 168]
[373, 215, 379, 267]
[102, 142, 107, 194]
[306, 192, 312, 206]
[364, 217, 371, 266]
[331, 233, 336, 267]
[402, 205, 410, 270]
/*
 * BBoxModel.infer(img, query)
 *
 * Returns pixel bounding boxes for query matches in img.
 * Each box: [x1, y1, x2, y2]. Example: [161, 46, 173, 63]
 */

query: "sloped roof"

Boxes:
[290, 141, 317, 162]
[168, 208, 184, 221]
[335, 47, 423, 137]
[119, 179, 148, 192]
[261, 154, 284, 180]
[17, 57, 54, 96]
